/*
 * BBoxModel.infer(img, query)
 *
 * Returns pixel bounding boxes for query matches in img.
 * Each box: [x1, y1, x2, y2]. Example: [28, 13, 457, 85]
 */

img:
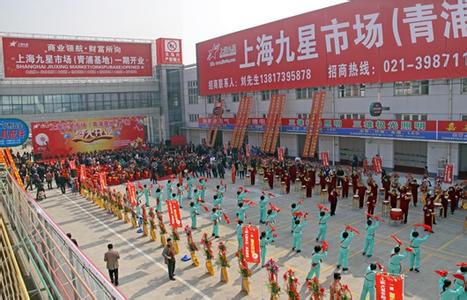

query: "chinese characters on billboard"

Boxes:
[196, 0, 467, 95]
[31, 116, 146, 158]
[156, 38, 183, 65]
[2, 37, 153, 78]
[0, 118, 29, 147]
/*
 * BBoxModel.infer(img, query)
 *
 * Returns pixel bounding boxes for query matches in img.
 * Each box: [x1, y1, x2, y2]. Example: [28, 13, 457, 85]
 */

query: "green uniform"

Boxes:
[291, 203, 302, 232]
[266, 211, 278, 242]
[454, 270, 467, 300]
[292, 220, 307, 251]
[360, 265, 376, 300]
[187, 177, 193, 199]
[259, 196, 269, 223]
[154, 189, 162, 212]
[260, 235, 272, 266]
[236, 205, 250, 222]
[190, 205, 199, 229]
[177, 185, 185, 208]
[409, 229, 430, 270]
[213, 196, 222, 208]
[165, 182, 172, 200]
[363, 220, 380, 257]
[237, 191, 247, 204]
[137, 188, 150, 207]
[193, 190, 201, 206]
[440, 288, 464, 300]
[338, 231, 355, 269]
[306, 250, 328, 280]
[211, 211, 222, 237]
[388, 251, 408, 275]
[200, 180, 207, 201]
[316, 212, 330, 242]
[236, 224, 243, 249]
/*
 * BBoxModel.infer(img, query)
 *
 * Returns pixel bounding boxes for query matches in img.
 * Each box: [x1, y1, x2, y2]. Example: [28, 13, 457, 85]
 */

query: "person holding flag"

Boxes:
[236, 187, 248, 205]
[154, 187, 163, 212]
[189, 202, 199, 229]
[137, 184, 150, 207]
[409, 226, 432, 272]
[440, 278, 465, 300]
[165, 180, 172, 200]
[435, 270, 449, 293]
[259, 193, 270, 224]
[362, 215, 382, 258]
[265, 208, 279, 243]
[306, 243, 328, 281]
[176, 183, 185, 208]
[292, 215, 308, 253]
[236, 202, 251, 223]
[337, 226, 358, 272]
[454, 263, 466, 299]
[186, 175, 194, 199]
[259, 231, 272, 267]
[316, 205, 330, 242]
[388, 245, 411, 275]
[199, 178, 207, 201]
[359, 263, 382, 300]
[210, 208, 222, 238]
[290, 199, 303, 233]
[213, 195, 222, 209]
[236, 220, 244, 250]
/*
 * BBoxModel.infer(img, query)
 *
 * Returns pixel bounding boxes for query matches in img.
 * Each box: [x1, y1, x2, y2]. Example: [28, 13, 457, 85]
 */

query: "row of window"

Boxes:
[0, 92, 159, 115]
[189, 79, 467, 104]
[188, 114, 199, 122]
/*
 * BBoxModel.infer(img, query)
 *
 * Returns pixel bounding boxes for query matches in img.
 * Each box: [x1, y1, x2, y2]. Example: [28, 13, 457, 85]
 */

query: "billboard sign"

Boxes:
[196, 0, 467, 95]
[0, 118, 29, 147]
[156, 38, 183, 65]
[31, 116, 145, 158]
[2, 37, 153, 78]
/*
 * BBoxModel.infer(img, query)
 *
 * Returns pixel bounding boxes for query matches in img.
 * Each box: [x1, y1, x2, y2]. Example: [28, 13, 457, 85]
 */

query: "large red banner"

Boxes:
[156, 38, 183, 65]
[197, 0, 467, 95]
[443, 163, 453, 183]
[31, 116, 145, 159]
[126, 182, 137, 207]
[166, 200, 182, 228]
[321, 152, 330, 167]
[242, 225, 260, 264]
[2, 37, 152, 78]
[373, 156, 383, 173]
[375, 273, 404, 300]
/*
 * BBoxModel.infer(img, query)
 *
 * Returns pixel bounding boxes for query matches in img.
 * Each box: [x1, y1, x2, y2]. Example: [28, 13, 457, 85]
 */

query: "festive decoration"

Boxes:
[217, 241, 230, 283]
[184, 226, 199, 267]
[157, 211, 167, 246]
[306, 277, 325, 300]
[265, 259, 281, 300]
[283, 269, 300, 300]
[237, 252, 252, 294]
[172, 228, 180, 254]
[201, 233, 215, 276]
[340, 284, 353, 300]
[149, 208, 157, 241]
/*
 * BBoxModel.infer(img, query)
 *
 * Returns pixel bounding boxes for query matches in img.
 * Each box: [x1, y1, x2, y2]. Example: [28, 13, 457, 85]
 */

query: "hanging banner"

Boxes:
[167, 200, 182, 228]
[126, 182, 137, 207]
[99, 172, 108, 191]
[242, 225, 260, 264]
[320, 152, 329, 167]
[443, 163, 453, 184]
[375, 273, 404, 300]
[277, 147, 284, 162]
[372, 156, 383, 173]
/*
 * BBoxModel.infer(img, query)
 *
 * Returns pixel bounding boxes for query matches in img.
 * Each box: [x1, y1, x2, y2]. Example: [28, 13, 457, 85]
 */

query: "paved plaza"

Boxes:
[38, 176, 466, 299]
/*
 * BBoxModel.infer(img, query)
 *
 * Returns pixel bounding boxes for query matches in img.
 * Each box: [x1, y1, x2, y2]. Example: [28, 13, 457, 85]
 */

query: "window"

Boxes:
[207, 95, 215, 104]
[394, 80, 429, 96]
[261, 90, 278, 101]
[462, 115, 467, 121]
[339, 114, 365, 119]
[395, 114, 427, 121]
[296, 87, 318, 99]
[188, 114, 199, 122]
[338, 84, 365, 98]
[188, 80, 199, 104]
[462, 78, 467, 93]
[232, 93, 240, 103]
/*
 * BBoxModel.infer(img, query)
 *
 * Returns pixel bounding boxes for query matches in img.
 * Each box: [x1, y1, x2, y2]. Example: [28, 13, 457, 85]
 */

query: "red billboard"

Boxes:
[375, 273, 404, 300]
[196, 0, 467, 95]
[166, 200, 182, 228]
[156, 38, 183, 65]
[242, 225, 260, 264]
[31, 116, 146, 158]
[2, 37, 153, 78]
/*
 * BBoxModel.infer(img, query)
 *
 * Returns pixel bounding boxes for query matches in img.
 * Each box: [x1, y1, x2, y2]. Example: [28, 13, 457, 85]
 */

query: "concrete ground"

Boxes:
[37, 175, 466, 300]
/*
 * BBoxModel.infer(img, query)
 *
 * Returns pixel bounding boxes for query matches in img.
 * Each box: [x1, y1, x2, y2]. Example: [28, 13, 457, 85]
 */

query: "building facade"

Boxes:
[183, 64, 467, 178]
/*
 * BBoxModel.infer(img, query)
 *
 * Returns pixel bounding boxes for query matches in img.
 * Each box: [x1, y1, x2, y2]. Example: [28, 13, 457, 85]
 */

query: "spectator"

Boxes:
[104, 244, 120, 286]
[66, 233, 78, 246]
[162, 238, 176, 280]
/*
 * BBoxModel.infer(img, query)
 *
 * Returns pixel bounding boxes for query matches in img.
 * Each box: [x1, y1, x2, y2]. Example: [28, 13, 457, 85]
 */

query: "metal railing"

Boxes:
[0, 171, 126, 300]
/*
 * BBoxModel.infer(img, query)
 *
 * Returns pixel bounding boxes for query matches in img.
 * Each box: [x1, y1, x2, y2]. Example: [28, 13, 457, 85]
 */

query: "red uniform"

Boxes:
[367, 195, 376, 216]
[389, 191, 398, 208]
[342, 177, 350, 198]
[410, 182, 419, 207]
[328, 189, 338, 216]
[250, 168, 256, 185]
[400, 194, 410, 224]
[305, 177, 313, 198]
[357, 185, 367, 209]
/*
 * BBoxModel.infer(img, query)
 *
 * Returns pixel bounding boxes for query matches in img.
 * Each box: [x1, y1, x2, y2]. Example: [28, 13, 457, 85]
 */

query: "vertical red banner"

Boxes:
[245, 144, 250, 158]
[375, 273, 404, 300]
[443, 164, 453, 184]
[242, 225, 260, 264]
[79, 165, 86, 182]
[320, 152, 329, 167]
[372, 156, 383, 173]
[166, 200, 182, 228]
[277, 147, 284, 162]
[99, 172, 108, 191]
[127, 182, 137, 207]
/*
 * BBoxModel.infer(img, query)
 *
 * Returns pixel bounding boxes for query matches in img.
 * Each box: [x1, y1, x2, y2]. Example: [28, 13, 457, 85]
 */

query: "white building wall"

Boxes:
[318, 136, 339, 164]
[427, 142, 459, 176]
[365, 139, 394, 169]
[279, 134, 298, 157]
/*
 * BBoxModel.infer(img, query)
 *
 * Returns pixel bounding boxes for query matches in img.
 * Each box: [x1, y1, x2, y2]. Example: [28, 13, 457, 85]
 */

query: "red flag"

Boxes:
[137, 182, 144, 190]
[126, 182, 137, 207]
[269, 203, 281, 212]
[317, 204, 330, 211]
[293, 211, 304, 218]
[345, 225, 360, 235]
[414, 224, 433, 232]
[320, 152, 329, 167]
[223, 213, 231, 224]
[453, 274, 465, 281]
[456, 262, 467, 267]
[435, 270, 448, 277]
[202, 205, 209, 212]
[322, 240, 329, 252]
[242, 225, 260, 264]
[391, 234, 403, 245]
[443, 164, 453, 184]
[166, 200, 182, 228]
[372, 156, 383, 173]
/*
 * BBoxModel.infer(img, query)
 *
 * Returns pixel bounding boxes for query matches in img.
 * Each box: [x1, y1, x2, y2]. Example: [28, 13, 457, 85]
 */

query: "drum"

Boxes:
[382, 200, 390, 217]
[295, 179, 301, 192]
[320, 189, 327, 204]
[390, 208, 403, 221]
[352, 195, 359, 209]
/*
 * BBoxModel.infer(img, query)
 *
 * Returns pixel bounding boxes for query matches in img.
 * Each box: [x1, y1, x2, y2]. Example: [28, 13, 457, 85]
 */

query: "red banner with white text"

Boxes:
[375, 273, 404, 300]
[2, 37, 153, 78]
[372, 156, 383, 173]
[197, 0, 467, 95]
[126, 182, 137, 207]
[443, 163, 453, 184]
[31, 116, 146, 159]
[167, 200, 182, 228]
[242, 225, 260, 264]
[321, 152, 330, 167]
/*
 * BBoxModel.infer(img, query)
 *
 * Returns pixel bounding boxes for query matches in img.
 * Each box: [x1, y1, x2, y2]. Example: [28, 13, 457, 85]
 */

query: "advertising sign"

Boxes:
[197, 0, 467, 95]
[2, 37, 153, 78]
[166, 200, 182, 228]
[156, 38, 183, 65]
[375, 273, 404, 300]
[31, 116, 145, 158]
[443, 163, 453, 184]
[242, 225, 260, 264]
[0, 118, 29, 147]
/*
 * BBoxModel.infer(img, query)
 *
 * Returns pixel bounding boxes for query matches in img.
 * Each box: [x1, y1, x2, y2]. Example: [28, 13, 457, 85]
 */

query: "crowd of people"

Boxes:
[8, 143, 466, 299]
